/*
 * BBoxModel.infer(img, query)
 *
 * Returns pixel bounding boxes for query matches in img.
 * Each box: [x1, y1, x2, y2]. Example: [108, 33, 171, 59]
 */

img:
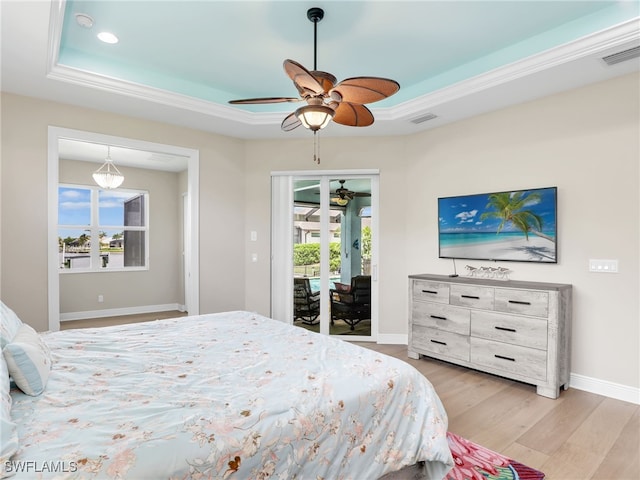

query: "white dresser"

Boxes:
[408, 274, 572, 399]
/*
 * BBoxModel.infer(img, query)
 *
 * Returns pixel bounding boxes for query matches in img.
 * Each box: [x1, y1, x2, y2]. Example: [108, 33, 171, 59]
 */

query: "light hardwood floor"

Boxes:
[60, 310, 187, 330]
[358, 342, 639, 480]
[61, 314, 638, 479]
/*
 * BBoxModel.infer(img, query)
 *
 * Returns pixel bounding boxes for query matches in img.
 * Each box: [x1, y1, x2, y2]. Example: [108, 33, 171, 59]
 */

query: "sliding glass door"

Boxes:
[273, 172, 377, 341]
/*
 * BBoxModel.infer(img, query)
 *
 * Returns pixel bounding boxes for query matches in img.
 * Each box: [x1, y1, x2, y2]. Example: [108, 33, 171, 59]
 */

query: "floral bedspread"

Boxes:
[8, 311, 453, 479]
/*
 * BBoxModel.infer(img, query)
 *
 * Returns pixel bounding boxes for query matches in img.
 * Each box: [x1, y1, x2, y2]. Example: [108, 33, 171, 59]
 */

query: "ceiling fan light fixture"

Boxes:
[335, 197, 349, 206]
[295, 104, 334, 131]
[93, 146, 124, 189]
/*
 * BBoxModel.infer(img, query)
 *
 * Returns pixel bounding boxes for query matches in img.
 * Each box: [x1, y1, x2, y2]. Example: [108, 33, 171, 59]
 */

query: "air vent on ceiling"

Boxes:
[410, 113, 438, 124]
[602, 46, 640, 66]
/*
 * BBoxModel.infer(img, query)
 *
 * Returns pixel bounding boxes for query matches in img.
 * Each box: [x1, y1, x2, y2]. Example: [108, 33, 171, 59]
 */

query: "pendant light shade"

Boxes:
[295, 104, 334, 131]
[93, 146, 124, 189]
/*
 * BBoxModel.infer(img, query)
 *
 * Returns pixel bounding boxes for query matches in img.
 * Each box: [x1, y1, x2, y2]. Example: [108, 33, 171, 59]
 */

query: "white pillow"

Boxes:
[0, 355, 18, 472]
[0, 301, 23, 349]
[3, 324, 52, 396]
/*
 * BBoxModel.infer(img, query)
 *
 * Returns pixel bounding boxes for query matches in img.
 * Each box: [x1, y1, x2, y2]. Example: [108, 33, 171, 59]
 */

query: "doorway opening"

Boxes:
[47, 127, 199, 331]
[271, 171, 378, 341]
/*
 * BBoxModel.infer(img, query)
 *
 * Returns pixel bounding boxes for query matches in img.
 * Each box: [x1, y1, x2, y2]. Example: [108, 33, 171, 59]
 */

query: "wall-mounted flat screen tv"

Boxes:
[438, 186, 557, 263]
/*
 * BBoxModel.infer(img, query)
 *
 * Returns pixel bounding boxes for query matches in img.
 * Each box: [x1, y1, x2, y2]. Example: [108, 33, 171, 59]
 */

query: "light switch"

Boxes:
[588, 259, 618, 273]
[250, 231, 257, 241]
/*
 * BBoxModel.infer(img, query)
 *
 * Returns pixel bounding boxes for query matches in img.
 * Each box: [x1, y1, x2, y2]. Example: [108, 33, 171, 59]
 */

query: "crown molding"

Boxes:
[46, 3, 638, 133]
[392, 18, 640, 120]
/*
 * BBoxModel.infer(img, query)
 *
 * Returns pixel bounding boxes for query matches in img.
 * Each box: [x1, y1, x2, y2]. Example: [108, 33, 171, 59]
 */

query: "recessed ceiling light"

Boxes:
[97, 31, 119, 44]
[75, 13, 94, 28]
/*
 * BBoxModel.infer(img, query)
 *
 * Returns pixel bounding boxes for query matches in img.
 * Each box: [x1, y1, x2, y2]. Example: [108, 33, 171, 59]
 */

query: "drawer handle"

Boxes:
[430, 315, 447, 321]
[422, 290, 438, 294]
[508, 300, 531, 305]
[495, 326, 516, 333]
[494, 354, 516, 362]
[430, 340, 447, 346]
[461, 294, 480, 300]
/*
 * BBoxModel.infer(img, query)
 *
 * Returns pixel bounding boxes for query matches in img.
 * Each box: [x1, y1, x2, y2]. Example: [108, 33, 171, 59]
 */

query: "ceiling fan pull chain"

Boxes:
[313, 131, 320, 164]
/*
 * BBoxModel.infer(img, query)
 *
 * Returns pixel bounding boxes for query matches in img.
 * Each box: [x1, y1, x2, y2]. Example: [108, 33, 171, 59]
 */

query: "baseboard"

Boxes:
[60, 303, 183, 322]
[570, 373, 640, 405]
[377, 333, 408, 345]
[377, 333, 639, 405]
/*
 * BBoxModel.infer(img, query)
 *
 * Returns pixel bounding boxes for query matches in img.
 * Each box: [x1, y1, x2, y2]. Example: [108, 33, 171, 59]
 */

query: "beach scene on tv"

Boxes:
[438, 187, 557, 263]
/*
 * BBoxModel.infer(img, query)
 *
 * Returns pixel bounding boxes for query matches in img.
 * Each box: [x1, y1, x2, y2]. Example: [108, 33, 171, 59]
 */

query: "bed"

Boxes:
[2, 308, 453, 479]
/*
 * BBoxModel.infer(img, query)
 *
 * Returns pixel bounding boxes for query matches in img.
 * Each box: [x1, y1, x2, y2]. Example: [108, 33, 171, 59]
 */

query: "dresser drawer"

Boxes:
[470, 337, 547, 382]
[471, 311, 547, 350]
[450, 284, 494, 310]
[412, 302, 470, 335]
[494, 288, 549, 318]
[412, 280, 450, 304]
[411, 325, 469, 362]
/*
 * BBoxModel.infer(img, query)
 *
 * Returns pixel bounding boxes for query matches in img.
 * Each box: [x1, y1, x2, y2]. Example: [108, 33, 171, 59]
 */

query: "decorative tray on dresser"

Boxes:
[408, 274, 572, 399]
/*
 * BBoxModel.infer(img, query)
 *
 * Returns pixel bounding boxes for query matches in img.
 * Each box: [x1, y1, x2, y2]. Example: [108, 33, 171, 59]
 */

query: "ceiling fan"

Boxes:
[328, 180, 371, 206]
[229, 7, 400, 133]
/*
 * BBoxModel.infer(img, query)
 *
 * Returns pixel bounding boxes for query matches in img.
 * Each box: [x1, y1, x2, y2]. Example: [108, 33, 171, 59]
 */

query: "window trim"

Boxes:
[58, 183, 150, 273]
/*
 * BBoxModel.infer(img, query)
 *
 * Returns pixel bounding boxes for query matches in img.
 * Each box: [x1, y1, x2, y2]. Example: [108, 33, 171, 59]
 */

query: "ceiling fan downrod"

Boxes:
[307, 7, 324, 71]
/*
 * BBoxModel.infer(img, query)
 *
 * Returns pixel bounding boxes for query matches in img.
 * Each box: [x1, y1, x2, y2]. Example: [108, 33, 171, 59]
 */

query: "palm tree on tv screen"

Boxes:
[480, 191, 555, 242]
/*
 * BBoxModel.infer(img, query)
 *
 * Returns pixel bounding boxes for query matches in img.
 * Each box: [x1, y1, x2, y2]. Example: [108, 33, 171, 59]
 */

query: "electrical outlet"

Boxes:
[98, 294, 104, 302]
[588, 259, 618, 273]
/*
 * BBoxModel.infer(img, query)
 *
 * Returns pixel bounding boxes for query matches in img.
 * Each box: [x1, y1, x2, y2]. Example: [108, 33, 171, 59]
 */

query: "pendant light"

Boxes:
[92, 146, 124, 189]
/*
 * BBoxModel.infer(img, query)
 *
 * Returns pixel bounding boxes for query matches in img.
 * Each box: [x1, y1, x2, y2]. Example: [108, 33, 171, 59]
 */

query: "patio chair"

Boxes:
[293, 277, 320, 324]
[330, 275, 371, 330]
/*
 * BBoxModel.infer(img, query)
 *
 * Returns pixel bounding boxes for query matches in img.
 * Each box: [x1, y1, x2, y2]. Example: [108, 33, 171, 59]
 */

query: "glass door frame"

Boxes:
[271, 169, 379, 342]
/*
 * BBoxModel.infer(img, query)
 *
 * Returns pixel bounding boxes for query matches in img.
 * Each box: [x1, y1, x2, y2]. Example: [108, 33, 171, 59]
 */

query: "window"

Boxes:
[58, 185, 149, 272]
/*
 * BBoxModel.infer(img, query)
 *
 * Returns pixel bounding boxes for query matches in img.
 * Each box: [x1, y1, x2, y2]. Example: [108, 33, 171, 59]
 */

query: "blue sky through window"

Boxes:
[59, 186, 141, 228]
[58, 187, 91, 225]
[99, 190, 138, 226]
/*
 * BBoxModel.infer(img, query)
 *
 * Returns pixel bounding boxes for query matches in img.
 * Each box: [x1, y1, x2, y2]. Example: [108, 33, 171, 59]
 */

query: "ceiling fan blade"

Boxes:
[310, 70, 337, 93]
[281, 112, 302, 132]
[331, 77, 400, 104]
[229, 97, 302, 105]
[333, 102, 374, 127]
[284, 59, 325, 96]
